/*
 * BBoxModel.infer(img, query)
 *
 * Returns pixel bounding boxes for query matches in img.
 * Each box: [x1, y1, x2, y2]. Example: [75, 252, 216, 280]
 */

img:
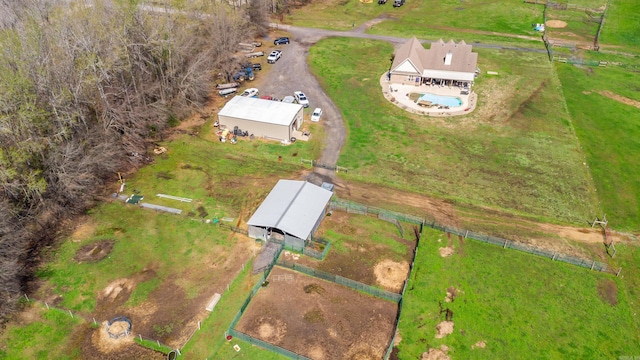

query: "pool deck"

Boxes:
[379, 73, 477, 116]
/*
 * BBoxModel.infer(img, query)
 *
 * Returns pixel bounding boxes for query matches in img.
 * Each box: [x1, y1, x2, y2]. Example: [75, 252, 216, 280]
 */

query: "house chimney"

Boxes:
[444, 51, 452, 65]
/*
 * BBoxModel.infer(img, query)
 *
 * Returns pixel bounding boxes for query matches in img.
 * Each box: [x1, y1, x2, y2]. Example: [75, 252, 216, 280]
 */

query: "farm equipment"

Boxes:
[216, 82, 240, 90]
[233, 67, 255, 82]
[245, 51, 264, 58]
[218, 87, 238, 97]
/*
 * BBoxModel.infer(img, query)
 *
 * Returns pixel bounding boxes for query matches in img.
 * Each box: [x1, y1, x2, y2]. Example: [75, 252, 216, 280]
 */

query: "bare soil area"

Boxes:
[294, 211, 416, 292]
[598, 90, 640, 109]
[236, 266, 397, 360]
[435, 321, 454, 338]
[421, 345, 450, 360]
[74, 240, 115, 263]
[374, 260, 410, 292]
[546, 20, 567, 28]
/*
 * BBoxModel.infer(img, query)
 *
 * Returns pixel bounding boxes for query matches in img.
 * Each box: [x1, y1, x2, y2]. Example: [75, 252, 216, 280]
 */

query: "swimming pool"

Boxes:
[418, 93, 463, 107]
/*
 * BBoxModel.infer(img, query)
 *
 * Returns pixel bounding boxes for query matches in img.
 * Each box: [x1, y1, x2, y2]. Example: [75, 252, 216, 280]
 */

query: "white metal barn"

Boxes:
[217, 96, 304, 142]
[247, 180, 333, 250]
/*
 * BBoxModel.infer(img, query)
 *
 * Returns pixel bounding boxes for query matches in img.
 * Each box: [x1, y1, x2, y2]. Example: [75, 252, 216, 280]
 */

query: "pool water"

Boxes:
[418, 93, 463, 107]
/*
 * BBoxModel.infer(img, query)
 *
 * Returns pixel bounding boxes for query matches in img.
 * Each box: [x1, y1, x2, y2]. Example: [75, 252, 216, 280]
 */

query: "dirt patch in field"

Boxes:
[334, 181, 459, 227]
[597, 279, 618, 305]
[439, 247, 454, 257]
[435, 321, 454, 338]
[236, 266, 397, 359]
[472, 340, 486, 349]
[70, 218, 98, 242]
[421, 345, 450, 360]
[74, 240, 115, 263]
[374, 260, 410, 292]
[546, 20, 567, 28]
[445, 287, 462, 303]
[599, 90, 640, 109]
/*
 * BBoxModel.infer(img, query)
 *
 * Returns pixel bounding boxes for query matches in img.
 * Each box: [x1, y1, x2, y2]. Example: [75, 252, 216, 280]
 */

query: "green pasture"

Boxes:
[0, 304, 83, 360]
[396, 227, 640, 359]
[285, 0, 543, 39]
[308, 37, 598, 224]
[556, 63, 640, 230]
[600, 0, 640, 47]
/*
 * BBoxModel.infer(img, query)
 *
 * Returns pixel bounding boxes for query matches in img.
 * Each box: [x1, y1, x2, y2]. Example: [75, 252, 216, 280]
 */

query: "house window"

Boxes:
[407, 75, 414, 81]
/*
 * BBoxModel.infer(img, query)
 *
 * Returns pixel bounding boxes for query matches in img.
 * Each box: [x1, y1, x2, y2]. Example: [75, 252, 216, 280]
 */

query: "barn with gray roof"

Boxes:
[247, 180, 333, 250]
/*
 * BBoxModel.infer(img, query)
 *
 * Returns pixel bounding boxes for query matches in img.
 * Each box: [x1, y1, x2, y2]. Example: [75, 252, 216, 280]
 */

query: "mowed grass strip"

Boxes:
[396, 228, 640, 359]
[308, 37, 597, 224]
[556, 64, 640, 230]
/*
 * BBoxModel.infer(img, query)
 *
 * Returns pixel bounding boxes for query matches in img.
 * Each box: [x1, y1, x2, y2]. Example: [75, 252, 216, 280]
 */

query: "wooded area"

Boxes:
[0, 0, 268, 320]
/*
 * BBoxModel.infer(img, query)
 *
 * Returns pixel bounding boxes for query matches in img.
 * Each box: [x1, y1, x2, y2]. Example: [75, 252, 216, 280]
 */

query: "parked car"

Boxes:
[281, 96, 295, 104]
[378, 0, 387, 4]
[260, 95, 276, 101]
[241, 88, 259, 97]
[311, 108, 323, 122]
[273, 37, 290, 45]
[293, 91, 309, 108]
[267, 50, 282, 64]
[393, 0, 404, 6]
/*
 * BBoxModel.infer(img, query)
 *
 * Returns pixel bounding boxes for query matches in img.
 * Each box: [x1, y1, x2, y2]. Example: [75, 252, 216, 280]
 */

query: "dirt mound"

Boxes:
[472, 340, 486, 349]
[421, 345, 450, 360]
[445, 287, 462, 303]
[435, 321, 454, 338]
[546, 20, 567, 28]
[74, 240, 115, 263]
[374, 260, 410, 292]
[92, 321, 135, 354]
[99, 278, 136, 303]
[439, 247, 454, 257]
[256, 317, 287, 343]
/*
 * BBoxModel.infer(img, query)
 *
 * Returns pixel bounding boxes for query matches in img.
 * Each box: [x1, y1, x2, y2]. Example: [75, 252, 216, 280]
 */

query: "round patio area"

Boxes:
[380, 73, 477, 116]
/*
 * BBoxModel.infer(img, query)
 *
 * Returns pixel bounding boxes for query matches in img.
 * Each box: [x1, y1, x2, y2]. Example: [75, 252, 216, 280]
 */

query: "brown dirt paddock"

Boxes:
[236, 266, 397, 360]
[293, 211, 417, 293]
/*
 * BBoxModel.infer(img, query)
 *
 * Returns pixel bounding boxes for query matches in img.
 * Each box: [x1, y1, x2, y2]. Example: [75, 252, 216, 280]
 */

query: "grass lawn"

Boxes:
[396, 227, 640, 359]
[556, 63, 640, 230]
[0, 304, 83, 360]
[308, 37, 598, 224]
[284, 0, 543, 37]
[600, 0, 640, 47]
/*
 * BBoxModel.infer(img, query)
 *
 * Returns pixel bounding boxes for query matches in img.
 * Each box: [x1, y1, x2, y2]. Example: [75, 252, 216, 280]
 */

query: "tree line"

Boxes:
[0, 0, 270, 321]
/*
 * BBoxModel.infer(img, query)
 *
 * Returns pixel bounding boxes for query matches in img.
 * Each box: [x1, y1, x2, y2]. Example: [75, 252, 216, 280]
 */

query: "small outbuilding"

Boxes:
[247, 180, 333, 250]
[217, 96, 304, 142]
